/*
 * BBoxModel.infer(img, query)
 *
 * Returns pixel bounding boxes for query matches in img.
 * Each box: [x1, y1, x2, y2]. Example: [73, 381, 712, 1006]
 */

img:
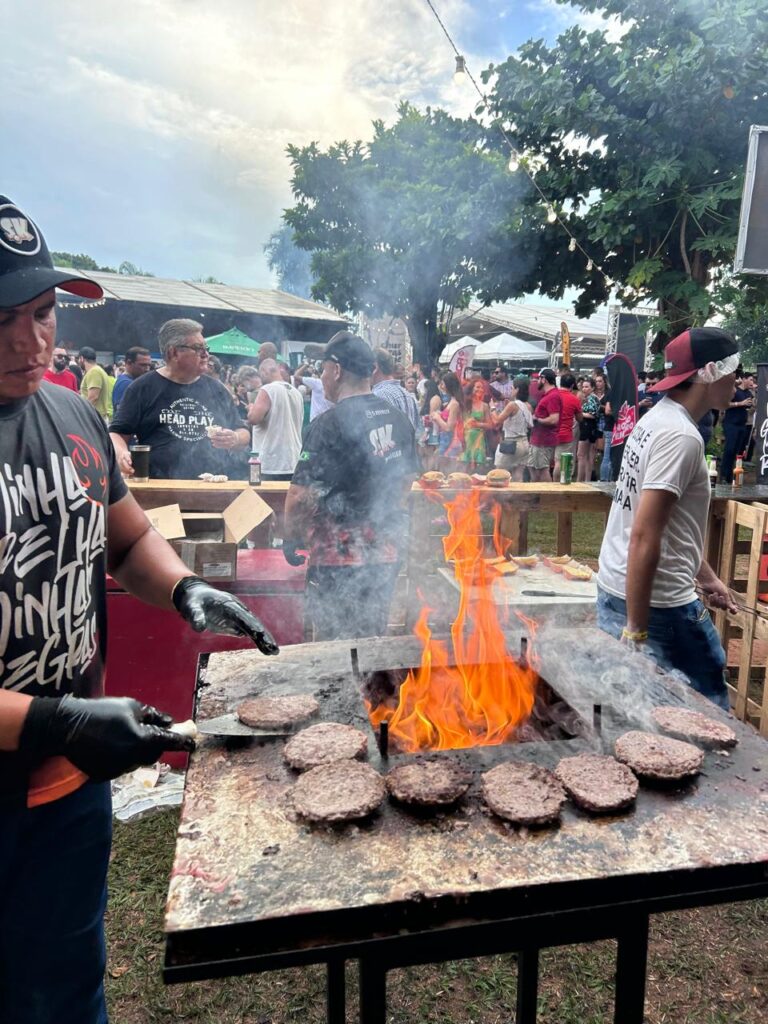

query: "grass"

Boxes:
[106, 810, 768, 1024]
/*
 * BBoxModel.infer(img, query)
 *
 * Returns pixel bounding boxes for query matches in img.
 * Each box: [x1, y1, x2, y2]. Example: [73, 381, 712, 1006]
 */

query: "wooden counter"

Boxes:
[127, 479, 289, 514]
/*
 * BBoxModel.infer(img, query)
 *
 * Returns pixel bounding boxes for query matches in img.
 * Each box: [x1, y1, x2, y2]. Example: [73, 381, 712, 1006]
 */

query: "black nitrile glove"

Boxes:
[172, 576, 279, 655]
[18, 695, 196, 782]
[282, 540, 307, 567]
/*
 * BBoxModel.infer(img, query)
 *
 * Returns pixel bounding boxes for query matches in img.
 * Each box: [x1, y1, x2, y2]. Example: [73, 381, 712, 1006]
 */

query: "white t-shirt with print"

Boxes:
[598, 396, 709, 607]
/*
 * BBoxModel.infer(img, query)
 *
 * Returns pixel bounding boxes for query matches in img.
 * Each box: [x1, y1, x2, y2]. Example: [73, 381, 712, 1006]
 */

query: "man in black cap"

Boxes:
[597, 327, 739, 708]
[283, 332, 419, 639]
[0, 195, 278, 1023]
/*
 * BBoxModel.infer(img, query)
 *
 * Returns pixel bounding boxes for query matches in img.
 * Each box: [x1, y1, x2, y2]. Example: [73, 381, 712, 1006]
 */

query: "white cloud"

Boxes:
[4, 0, 493, 285]
[527, 0, 629, 43]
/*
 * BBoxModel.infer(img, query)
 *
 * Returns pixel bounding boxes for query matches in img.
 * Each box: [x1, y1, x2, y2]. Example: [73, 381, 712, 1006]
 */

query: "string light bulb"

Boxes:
[453, 55, 467, 85]
[586, 259, 593, 271]
[546, 205, 557, 224]
[508, 152, 519, 172]
[568, 237, 577, 252]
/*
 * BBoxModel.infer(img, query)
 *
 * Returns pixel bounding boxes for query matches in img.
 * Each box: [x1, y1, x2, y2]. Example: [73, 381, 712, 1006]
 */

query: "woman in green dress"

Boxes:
[460, 380, 494, 471]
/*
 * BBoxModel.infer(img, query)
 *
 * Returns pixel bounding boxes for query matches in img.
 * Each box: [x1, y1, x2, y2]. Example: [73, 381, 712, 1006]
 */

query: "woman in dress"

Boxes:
[577, 378, 600, 481]
[432, 371, 464, 471]
[420, 379, 442, 471]
[491, 377, 533, 482]
[460, 380, 494, 471]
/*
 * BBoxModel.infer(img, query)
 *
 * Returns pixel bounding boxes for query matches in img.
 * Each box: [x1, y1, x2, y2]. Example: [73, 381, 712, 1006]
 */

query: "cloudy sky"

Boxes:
[2, 0, 610, 289]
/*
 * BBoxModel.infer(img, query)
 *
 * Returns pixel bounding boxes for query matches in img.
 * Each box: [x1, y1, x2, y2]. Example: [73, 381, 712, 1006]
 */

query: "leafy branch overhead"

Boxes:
[483, 0, 768, 338]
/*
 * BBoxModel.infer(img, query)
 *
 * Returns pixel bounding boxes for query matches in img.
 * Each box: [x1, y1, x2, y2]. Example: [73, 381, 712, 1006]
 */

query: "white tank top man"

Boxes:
[247, 358, 304, 479]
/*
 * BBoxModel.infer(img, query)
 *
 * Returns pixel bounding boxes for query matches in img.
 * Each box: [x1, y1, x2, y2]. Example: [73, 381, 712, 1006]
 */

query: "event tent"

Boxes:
[438, 335, 479, 364]
[472, 333, 549, 362]
[204, 326, 262, 358]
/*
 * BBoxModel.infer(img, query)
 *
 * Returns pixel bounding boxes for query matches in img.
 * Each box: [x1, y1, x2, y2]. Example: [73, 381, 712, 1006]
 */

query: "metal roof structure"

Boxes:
[55, 269, 347, 324]
[451, 301, 613, 343]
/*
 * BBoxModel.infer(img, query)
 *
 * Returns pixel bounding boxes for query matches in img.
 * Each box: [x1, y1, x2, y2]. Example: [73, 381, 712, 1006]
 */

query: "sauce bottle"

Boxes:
[249, 451, 262, 486]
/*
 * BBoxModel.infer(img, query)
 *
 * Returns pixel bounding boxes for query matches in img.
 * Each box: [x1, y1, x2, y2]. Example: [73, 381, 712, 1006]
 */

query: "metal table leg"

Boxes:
[359, 958, 387, 1024]
[516, 948, 539, 1024]
[614, 913, 649, 1024]
[327, 958, 346, 1024]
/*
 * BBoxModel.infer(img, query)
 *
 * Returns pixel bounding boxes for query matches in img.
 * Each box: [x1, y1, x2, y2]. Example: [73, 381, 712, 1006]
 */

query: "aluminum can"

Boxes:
[559, 452, 573, 485]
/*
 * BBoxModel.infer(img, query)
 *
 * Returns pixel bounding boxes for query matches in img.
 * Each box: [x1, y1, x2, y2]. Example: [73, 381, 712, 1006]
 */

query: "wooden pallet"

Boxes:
[714, 500, 768, 735]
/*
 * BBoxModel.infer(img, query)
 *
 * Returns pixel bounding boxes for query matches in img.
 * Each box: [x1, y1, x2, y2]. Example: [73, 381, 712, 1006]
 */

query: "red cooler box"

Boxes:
[105, 550, 307, 764]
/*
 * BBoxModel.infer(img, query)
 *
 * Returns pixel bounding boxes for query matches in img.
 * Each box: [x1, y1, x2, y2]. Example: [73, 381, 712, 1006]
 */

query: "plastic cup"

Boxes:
[130, 445, 151, 481]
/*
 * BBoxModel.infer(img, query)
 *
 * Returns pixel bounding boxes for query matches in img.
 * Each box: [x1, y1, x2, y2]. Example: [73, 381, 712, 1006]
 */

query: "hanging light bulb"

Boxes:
[546, 205, 557, 224]
[453, 55, 467, 85]
[586, 259, 593, 271]
[508, 152, 519, 172]
[568, 237, 577, 253]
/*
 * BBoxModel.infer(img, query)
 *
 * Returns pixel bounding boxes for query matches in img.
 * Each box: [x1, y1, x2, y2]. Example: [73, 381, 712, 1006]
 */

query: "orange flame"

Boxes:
[368, 490, 537, 752]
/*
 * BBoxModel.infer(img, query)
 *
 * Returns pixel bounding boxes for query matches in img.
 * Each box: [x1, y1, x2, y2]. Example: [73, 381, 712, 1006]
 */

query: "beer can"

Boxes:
[560, 452, 574, 485]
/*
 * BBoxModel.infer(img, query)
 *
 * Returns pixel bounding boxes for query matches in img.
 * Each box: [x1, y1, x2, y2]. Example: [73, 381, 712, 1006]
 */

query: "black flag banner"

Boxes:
[756, 362, 768, 484]
[604, 353, 639, 480]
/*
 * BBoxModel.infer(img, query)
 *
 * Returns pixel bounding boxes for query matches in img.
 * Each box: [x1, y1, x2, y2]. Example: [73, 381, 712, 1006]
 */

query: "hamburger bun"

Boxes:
[486, 468, 512, 488]
[420, 471, 446, 489]
[446, 472, 473, 489]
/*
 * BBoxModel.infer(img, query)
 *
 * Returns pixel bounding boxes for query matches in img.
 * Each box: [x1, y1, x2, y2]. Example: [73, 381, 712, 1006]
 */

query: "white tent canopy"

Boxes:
[438, 335, 478, 364]
[472, 333, 549, 362]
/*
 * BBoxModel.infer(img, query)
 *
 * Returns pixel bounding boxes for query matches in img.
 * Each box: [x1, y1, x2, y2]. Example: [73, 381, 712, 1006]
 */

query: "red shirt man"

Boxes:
[556, 373, 583, 444]
[43, 346, 78, 391]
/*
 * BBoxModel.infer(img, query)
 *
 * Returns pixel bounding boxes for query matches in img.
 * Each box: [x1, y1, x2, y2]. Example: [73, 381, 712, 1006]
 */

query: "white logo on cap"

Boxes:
[0, 204, 41, 256]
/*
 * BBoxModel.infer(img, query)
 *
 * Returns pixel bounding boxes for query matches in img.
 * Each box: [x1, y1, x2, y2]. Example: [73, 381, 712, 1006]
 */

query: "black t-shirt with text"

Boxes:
[292, 393, 418, 566]
[110, 371, 245, 479]
[0, 383, 127, 796]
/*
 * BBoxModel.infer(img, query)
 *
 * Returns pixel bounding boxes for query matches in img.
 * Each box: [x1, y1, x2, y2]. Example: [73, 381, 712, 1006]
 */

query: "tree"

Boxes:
[284, 102, 522, 364]
[482, 0, 768, 343]
[118, 261, 154, 277]
[263, 225, 314, 299]
[51, 252, 116, 273]
[716, 275, 768, 365]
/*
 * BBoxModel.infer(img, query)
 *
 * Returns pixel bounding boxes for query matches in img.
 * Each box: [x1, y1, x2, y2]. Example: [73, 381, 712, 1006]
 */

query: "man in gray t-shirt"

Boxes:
[596, 327, 739, 708]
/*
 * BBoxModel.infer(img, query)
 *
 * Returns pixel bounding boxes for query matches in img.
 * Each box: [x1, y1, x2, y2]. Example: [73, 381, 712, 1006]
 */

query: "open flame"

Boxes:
[368, 489, 537, 752]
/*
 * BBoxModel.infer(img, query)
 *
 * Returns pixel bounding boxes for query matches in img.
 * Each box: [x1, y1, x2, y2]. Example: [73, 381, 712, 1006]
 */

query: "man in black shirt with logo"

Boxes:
[284, 333, 418, 640]
[0, 196, 277, 1024]
[110, 318, 249, 479]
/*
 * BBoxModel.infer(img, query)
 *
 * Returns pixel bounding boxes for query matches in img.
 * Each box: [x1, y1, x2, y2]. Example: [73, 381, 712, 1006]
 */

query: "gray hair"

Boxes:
[158, 318, 203, 356]
[236, 364, 260, 386]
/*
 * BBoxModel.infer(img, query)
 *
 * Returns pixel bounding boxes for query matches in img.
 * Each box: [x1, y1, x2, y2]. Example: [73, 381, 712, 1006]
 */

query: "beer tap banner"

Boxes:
[757, 363, 768, 484]
[604, 353, 639, 480]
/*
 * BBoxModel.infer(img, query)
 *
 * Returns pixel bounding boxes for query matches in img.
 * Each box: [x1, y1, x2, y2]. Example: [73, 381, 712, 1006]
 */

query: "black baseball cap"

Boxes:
[649, 327, 739, 391]
[539, 368, 557, 385]
[323, 332, 375, 377]
[0, 196, 103, 308]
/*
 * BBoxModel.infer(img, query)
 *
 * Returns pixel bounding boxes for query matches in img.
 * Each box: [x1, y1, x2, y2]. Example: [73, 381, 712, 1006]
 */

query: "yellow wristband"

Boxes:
[622, 628, 648, 642]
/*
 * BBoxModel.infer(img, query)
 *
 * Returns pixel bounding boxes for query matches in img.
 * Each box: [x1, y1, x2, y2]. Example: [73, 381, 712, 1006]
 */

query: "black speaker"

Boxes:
[735, 125, 768, 275]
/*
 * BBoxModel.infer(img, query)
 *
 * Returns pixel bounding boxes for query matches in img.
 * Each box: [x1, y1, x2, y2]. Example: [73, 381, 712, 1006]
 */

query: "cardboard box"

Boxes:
[144, 489, 274, 581]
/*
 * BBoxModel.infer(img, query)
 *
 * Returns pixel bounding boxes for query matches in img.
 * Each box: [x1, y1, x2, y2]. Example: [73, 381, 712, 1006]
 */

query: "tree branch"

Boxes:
[679, 208, 692, 278]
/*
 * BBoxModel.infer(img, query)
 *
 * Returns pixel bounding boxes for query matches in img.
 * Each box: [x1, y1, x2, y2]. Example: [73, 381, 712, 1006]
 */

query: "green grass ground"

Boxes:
[106, 811, 767, 1023]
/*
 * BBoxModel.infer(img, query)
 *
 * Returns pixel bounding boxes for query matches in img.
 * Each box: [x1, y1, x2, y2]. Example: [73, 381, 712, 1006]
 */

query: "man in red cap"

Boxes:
[0, 195, 278, 1023]
[597, 327, 739, 708]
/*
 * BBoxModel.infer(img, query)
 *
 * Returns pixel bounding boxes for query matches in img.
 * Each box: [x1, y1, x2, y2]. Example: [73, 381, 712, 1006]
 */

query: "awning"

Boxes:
[204, 327, 261, 358]
[472, 333, 549, 362]
[438, 335, 479, 364]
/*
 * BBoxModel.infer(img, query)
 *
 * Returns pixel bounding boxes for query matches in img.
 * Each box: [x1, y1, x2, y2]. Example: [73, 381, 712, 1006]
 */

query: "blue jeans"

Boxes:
[599, 431, 613, 482]
[596, 586, 729, 710]
[0, 782, 111, 1023]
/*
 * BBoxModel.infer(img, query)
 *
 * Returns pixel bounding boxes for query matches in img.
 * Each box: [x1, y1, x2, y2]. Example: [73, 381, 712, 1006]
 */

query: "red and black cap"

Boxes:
[323, 331, 376, 377]
[0, 196, 103, 309]
[648, 327, 739, 392]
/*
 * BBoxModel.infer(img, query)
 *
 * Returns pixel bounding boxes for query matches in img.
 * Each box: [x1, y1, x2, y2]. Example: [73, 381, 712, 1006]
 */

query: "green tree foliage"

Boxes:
[284, 102, 523, 364]
[118, 261, 154, 277]
[263, 224, 314, 299]
[51, 252, 116, 273]
[716, 275, 768, 364]
[483, 0, 768, 342]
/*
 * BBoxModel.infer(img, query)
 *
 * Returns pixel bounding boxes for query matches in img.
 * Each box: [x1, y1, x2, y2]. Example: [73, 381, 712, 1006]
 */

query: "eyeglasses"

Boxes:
[177, 344, 210, 355]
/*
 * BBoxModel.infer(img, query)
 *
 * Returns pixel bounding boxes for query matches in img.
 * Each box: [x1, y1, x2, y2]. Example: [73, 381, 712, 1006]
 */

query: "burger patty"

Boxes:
[555, 753, 638, 813]
[481, 762, 566, 826]
[283, 722, 368, 772]
[386, 759, 472, 807]
[292, 761, 386, 822]
[651, 706, 737, 749]
[614, 730, 704, 781]
[237, 694, 319, 730]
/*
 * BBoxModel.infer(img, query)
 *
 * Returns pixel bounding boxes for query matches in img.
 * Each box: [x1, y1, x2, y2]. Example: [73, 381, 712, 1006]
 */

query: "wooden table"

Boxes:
[127, 478, 290, 515]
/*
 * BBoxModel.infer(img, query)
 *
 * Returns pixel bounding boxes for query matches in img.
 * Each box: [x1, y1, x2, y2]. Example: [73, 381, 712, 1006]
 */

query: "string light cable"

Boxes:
[422, 0, 613, 291]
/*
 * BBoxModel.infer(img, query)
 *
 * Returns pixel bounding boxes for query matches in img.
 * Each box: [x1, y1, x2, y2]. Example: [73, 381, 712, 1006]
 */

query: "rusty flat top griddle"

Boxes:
[164, 628, 768, 977]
